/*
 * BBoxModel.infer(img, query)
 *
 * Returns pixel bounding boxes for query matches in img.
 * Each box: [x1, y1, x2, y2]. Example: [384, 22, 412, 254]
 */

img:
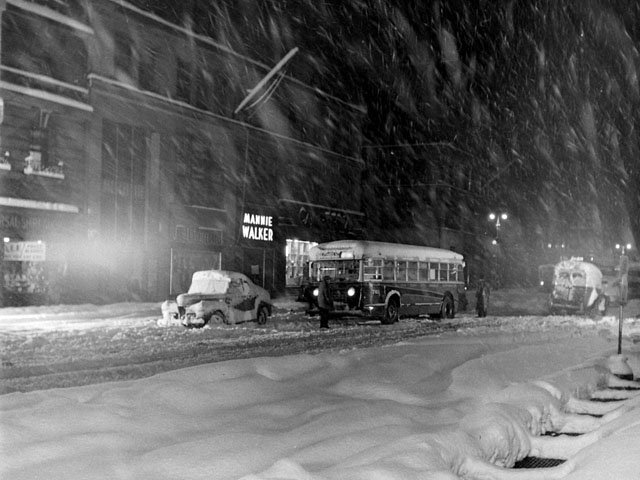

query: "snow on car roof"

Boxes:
[554, 260, 603, 285]
[555, 259, 602, 275]
[187, 270, 249, 294]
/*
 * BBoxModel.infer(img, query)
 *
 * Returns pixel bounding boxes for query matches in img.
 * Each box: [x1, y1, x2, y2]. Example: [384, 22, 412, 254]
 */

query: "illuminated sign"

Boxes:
[242, 213, 273, 242]
[315, 249, 342, 259]
[4, 241, 46, 261]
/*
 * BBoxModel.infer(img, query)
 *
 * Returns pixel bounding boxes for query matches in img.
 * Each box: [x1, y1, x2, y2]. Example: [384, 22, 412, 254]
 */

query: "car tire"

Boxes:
[589, 294, 609, 318]
[257, 306, 268, 325]
[208, 310, 227, 325]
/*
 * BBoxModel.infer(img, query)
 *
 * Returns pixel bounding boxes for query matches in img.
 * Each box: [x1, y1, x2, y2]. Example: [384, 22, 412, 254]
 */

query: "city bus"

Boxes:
[302, 240, 466, 323]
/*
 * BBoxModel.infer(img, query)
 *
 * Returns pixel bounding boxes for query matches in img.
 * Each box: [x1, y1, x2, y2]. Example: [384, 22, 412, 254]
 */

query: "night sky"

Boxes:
[158, 0, 640, 258]
[57, 0, 640, 258]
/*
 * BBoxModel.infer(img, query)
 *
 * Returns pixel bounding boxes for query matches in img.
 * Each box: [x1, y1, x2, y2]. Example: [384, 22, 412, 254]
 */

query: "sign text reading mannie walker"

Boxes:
[242, 213, 274, 241]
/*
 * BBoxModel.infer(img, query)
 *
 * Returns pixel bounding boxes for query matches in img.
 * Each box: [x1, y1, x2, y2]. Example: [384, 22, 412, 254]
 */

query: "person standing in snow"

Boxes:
[317, 275, 334, 329]
[476, 278, 490, 317]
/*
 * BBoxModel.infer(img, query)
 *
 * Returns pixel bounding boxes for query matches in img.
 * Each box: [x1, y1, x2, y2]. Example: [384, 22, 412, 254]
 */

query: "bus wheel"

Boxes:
[383, 298, 400, 324]
[441, 296, 455, 319]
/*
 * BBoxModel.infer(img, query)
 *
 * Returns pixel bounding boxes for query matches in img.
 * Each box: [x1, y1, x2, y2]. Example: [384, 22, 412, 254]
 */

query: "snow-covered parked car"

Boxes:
[161, 270, 272, 327]
[549, 258, 608, 315]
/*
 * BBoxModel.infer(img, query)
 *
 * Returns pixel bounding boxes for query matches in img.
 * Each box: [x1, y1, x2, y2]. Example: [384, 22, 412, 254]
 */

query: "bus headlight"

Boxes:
[347, 287, 356, 297]
[313, 288, 319, 297]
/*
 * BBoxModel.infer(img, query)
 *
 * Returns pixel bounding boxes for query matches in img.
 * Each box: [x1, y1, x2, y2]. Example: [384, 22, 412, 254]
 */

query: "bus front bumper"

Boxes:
[323, 303, 385, 319]
[360, 303, 386, 318]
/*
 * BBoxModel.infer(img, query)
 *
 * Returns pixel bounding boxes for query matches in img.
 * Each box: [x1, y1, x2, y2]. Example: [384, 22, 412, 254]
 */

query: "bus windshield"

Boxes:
[311, 260, 359, 281]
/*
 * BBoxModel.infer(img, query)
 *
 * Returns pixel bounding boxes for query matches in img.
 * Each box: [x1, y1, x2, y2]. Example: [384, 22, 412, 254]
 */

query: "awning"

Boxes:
[0, 196, 79, 213]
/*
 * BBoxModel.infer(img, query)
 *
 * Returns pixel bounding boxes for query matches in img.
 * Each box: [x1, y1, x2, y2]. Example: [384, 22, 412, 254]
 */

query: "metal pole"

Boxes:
[618, 304, 623, 355]
[617, 251, 630, 355]
[169, 247, 174, 296]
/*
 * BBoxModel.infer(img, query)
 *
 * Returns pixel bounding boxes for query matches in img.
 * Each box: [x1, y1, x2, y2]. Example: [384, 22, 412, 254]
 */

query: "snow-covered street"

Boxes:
[1, 290, 640, 393]
[2, 291, 640, 479]
[1, 289, 638, 394]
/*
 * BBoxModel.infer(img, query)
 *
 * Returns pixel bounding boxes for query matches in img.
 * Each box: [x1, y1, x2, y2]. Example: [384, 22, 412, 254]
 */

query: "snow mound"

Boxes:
[243, 378, 640, 479]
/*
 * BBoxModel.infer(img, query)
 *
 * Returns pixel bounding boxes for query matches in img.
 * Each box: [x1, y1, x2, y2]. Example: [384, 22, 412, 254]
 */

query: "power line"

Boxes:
[362, 142, 476, 158]
[362, 141, 453, 149]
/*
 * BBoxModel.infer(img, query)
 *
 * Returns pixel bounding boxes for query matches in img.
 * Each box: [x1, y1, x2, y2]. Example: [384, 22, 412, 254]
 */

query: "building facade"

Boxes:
[0, 0, 366, 306]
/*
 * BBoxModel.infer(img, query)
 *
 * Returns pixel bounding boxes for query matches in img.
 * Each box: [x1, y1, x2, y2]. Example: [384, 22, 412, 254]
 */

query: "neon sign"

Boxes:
[242, 213, 274, 242]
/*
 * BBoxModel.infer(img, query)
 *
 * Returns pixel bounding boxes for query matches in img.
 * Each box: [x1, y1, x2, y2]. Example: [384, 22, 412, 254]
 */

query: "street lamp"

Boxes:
[487, 212, 507, 288]
[615, 243, 632, 255]
[488, 212, 508, 239]
[614, 243, 632, 358]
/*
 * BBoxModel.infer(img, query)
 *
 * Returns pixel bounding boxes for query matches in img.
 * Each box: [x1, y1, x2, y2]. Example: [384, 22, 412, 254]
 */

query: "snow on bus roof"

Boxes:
[309, 240, 463, 262]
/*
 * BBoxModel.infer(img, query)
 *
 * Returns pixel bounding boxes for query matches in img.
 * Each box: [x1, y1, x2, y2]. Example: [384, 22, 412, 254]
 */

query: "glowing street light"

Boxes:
[615, 243, 633, 255]
[487, 212, 508, 288]
[488, 212, 508, 240]
[488, 212, 508, 227]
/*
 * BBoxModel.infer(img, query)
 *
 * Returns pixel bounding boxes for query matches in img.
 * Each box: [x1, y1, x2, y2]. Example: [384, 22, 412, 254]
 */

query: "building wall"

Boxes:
[0, 0, 366, 305]
[0, 0, 93, 305]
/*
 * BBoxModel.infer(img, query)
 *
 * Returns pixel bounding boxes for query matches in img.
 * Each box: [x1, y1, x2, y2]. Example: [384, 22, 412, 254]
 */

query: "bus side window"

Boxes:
[429, 263, 438, 281]
[383, 260, 395, 280]
[397, 261, 408, 282]
[439, 263, 449, 281]
[407, 261, 418, 282]
[450, 264, 458, 282]
[419, 262, 429, 282]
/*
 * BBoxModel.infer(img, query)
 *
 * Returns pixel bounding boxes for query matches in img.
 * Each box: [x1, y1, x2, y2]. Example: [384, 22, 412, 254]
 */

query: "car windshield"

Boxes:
[227, 279, 245, 295]
[188, 271, 231, 294]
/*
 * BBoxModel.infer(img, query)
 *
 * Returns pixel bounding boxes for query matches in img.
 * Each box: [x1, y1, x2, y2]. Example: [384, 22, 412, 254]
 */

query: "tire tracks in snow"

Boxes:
[0, 315, 551, 394]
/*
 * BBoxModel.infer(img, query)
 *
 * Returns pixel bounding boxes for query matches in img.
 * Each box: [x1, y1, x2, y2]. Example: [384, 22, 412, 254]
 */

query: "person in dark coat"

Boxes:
[476, 278, 490, 317]
[317, 275, 334, 329]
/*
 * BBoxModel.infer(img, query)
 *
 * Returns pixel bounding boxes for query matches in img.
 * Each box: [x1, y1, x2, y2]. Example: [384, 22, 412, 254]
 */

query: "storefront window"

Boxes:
[170, 248, 221, 295]
[285, 239, 316, 286]
[101, 120, 147, 243]
[3, 261, 46, 294]
[172, 133, 225, 210]
[2, 239, 65, 304]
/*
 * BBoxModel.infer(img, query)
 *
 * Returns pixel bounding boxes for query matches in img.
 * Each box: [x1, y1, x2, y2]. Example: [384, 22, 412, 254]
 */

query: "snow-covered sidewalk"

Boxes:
[2, 314, 640, 479]
[2, 291, 640, 479]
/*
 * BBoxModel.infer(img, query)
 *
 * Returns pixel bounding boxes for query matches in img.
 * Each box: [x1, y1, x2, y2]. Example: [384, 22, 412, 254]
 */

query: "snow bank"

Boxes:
[2, 329, 639, 480]
[2, 293, 640, 479]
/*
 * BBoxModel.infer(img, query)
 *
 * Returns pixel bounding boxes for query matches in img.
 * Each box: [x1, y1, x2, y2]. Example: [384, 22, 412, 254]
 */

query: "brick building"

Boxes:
[0, 0, 365, 305]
